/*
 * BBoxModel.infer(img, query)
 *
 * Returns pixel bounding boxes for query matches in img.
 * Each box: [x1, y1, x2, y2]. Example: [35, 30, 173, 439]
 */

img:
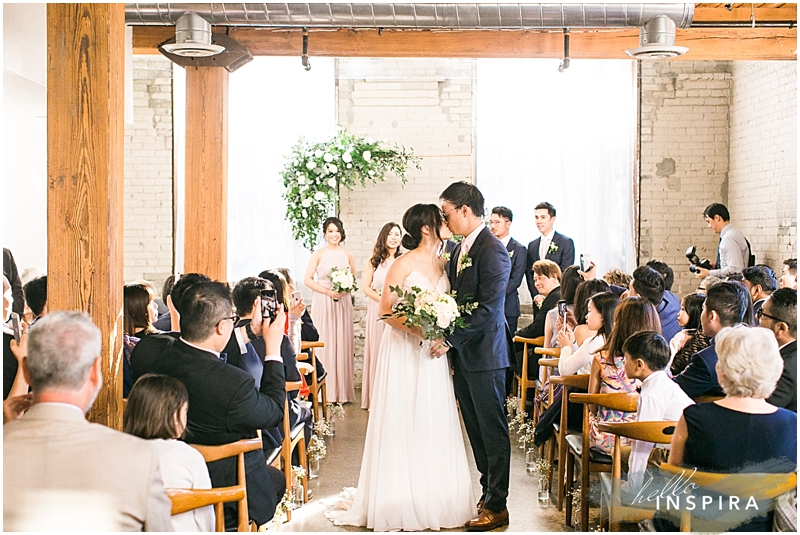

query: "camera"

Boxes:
[260, 282, 278, 324]
[685, 246, 712, 271]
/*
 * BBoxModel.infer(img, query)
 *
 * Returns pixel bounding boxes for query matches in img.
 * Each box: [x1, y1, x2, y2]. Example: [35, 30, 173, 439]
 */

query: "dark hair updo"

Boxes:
[322, 217, 346, 242]
[401, 204, 444, 251]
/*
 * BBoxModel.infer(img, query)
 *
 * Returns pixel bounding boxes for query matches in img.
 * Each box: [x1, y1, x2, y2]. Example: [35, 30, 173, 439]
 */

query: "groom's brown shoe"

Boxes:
[476, 499, 485, 513]
[465, 508, 509, 531]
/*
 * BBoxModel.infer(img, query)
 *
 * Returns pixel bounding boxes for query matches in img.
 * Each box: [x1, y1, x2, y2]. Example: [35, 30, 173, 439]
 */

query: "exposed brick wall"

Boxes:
[124, 56, 174, 294]
[336, 58, 476, 384]
[729, 61, 797, 271]
[639, 61, 733, 296]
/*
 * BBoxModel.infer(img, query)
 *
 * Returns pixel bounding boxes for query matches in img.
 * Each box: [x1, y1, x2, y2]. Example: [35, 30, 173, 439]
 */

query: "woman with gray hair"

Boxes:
[654, 326, 797, 532]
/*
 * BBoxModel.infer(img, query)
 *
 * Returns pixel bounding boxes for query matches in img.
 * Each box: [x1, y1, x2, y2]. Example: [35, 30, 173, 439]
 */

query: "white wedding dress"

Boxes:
[327, 270, 476, 531]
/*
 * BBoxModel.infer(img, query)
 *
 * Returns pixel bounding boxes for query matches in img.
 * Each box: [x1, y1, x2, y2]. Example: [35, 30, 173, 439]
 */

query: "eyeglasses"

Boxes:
[218, 315, 240, 326]
[442, 206, 460, 221]
[756, 309, 785, 324]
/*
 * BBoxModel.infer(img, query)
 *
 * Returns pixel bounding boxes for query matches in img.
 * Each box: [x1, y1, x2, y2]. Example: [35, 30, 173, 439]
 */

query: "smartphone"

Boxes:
[557, 300, 567, 321]
[260, 288, 278, 323]
[291, 290, 303, 307]
[580, 253, 592, 272]
[10, 313, 21, 344]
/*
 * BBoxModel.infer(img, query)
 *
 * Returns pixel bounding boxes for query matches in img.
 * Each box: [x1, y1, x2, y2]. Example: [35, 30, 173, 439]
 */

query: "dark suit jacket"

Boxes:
[445, 227, 513, 372]
[505, 237, 527, 318]
[3, 248, 24, 317]
[516, 287, 561, 341]
[674, 342, 725, 399]
[657, 291, 682, 344]
[3, 331, 18, 400]
[525, 232, 576, 296]
[130, 334, 285, 525]
[767, 340, 797, 412]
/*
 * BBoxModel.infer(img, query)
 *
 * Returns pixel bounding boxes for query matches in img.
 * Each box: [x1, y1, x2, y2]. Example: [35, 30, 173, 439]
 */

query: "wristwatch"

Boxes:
[244, 322, 259, 341]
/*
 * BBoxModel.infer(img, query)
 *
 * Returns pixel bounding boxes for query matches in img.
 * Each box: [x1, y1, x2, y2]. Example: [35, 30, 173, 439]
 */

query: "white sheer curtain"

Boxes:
[477, 58, 637, 301]
[227, 57, 335, 287]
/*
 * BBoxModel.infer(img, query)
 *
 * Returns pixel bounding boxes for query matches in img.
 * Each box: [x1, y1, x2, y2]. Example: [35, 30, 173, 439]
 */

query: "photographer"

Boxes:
[693, 203, 750, 279]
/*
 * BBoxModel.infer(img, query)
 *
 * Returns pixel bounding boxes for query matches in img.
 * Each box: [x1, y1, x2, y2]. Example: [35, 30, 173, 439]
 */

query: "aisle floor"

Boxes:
[280, 391, 576, 532]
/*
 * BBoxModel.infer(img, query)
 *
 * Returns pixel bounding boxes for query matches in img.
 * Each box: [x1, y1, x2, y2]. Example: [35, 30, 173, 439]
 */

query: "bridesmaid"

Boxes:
[360, 222, 403, 409]
[304, 217, 358, 403]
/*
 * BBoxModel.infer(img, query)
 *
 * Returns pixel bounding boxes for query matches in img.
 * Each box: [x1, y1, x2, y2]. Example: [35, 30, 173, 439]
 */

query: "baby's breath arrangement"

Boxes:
[518, 421, 536, 446]
[313, 419, 331, 437]
[328, 402, 346, 420]
[281, 127, 420, 250]
[505, 395, 521, 416]
[307, 434, 327, 460]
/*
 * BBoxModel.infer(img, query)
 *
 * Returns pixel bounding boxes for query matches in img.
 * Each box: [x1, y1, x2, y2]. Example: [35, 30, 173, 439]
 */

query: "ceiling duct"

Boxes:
[125, 3, 694, 30]
[161, 12, 225, 57]
[625, 14, 688, 59]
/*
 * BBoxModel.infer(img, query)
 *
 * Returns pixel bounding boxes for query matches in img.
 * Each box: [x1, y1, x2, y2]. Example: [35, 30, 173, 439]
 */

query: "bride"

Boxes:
[327, 204, 476, 531]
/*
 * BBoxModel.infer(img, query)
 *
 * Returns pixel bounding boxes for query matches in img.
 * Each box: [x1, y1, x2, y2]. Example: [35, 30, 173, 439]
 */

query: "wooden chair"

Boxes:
[280, 381, 309, 508]
[660, 463, 797, 532]
[299, 341, 328, 423]
[566, 392, 639, 531]
[190, 437, 263, 532]
[535, 346, 561, 396]
[597, 421, 677, 531]
[166, 487, 246, 532]
[512, 335, 544, 415]
[546, 373, 589, 512]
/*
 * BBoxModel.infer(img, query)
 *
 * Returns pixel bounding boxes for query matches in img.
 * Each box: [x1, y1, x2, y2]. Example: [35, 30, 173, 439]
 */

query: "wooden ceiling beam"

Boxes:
[133, 26, 796, 61]
[694, 5, 797, 23]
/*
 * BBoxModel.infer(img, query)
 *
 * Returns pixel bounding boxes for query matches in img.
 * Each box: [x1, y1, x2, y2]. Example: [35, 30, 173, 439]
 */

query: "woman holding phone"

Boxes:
[361, 223, 403, 409]
[304, 217, 358, 403]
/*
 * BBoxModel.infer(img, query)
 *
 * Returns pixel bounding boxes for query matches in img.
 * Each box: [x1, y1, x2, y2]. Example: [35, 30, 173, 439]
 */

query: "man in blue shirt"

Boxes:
[630, 265, 682, 343]
[694, 203, 750, 279]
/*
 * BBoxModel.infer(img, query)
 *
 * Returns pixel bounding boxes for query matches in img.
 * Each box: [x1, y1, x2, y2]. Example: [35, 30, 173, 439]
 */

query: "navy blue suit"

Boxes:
[657, 291, 682, 344]
[446, 226, 513, 513]
[526, 231, 575, 297]
[504, 237, 527, 334]
[674, 341, 725, 399]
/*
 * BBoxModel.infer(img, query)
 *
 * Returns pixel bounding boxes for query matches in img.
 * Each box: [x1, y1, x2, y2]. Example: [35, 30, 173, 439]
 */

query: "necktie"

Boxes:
[716, 237, 721, 269]
[219, 352, 228, 364]
[540, 237, 548, 260]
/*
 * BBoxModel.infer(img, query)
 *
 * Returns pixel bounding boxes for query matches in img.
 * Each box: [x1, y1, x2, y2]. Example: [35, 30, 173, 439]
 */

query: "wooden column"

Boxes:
[47, 3, 125, 428]
[184, 67, 229, 281]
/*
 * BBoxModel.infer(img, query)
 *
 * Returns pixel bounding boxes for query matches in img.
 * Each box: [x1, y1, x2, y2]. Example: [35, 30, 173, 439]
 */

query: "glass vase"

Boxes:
[538, 475, 550, 506]
[309, 457, 319, 479]
[518, 435, 526, 450]
[292, 484, 304, 508]
[328, 418, 336, 436]
[525, 449, 537, 474]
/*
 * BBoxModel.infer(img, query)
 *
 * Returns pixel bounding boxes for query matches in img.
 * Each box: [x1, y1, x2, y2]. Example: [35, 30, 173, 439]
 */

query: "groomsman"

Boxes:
[525, 202, 575, 299]
[488, 206, 527, 334]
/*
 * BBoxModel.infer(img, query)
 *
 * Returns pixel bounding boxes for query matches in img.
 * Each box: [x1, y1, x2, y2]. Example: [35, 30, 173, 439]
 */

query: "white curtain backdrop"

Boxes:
[477, 58, 637, 302]
[227, 57, 335, 287]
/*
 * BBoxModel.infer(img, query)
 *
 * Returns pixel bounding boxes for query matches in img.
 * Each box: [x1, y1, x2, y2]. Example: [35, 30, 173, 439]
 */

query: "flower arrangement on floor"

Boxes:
[328, 402, 346, 420]
[281, 127, 420, 250]
[384, 285, 478, 341]
[308, 434, 327, 461]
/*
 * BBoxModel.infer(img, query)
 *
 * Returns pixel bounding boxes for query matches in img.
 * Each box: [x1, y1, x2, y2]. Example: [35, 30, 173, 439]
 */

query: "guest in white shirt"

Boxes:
[124, 374, 215, 532]
[622, 331, 694, 492]
[556, 291, 619, 376]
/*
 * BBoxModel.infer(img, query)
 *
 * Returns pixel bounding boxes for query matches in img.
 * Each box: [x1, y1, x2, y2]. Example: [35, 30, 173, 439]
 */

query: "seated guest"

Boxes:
[621, 331, 693, 491]
[570, 279, 611, 347]
[646, 259, 676, 292]
[165, 273, 212, 332]
[515, 260, 561, 379]
[655, 327, 796, 532]
[696, 275, 722, 294]
[742, 264, 777, 315]
[779, 258, 797, 289]
[589, 297, 661, 454]
[4, 311, 172, 531]
[22, 275, 48, 327]
[124, 283, 162, 339]
[3, 275, 29, 400]
[153, 275, 176, 331]
[602, 268, 632, 290]
[544, 265, 582, 349]
[557, 291, 619, 376]
[274, 268, 320, 344]
[130, 281, 287, 530]
[630, 265, 681, 343]
[124, 374, 214, 532]
[669, 293, 710, 376]
[758, 288, 797, 412]
[674, 281, 752, 399]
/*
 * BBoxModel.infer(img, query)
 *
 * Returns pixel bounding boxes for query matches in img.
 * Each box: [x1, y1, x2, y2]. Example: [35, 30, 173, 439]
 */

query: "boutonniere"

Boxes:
[457, 254, 473, 274]
[441, 252, 451, 263]
[548, 241, 559, 254]
[508, 250, 514, 259]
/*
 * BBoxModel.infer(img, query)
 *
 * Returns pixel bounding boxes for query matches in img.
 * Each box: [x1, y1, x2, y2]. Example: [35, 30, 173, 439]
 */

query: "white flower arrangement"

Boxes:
[548, 241, 559, 254]
[328, 267, 357, 300]
[384, 285, 478, 341]
[457, 254, 473, 274]
[281, 127, 420, 250]
[328, 402, 346, 420]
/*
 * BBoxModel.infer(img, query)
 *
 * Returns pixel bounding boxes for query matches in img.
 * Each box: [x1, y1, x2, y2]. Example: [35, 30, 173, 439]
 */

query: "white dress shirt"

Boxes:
[626, 370, 694, 491]
[500, 235, 511, 248]
[710, 223, 749, 277]
[459, 224, 485, 264]
[539, 229, 556, 260]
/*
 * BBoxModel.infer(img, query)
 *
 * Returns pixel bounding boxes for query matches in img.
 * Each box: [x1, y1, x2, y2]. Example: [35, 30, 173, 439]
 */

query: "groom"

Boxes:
[432, 181, 513, 531]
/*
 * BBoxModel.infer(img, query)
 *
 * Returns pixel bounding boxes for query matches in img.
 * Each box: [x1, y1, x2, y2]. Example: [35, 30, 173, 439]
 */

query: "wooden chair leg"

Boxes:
[581, 458, 590, 532]
[321, 383, 328, 421]
[299, 435, 309, 502]
[556, 437, 567, 511]
[565, 451, 575, 527]
[546, 437, 556, 494]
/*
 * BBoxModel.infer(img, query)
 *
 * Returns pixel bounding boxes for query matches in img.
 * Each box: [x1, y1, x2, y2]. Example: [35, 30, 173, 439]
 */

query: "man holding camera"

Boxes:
[693, 203, 750, 279]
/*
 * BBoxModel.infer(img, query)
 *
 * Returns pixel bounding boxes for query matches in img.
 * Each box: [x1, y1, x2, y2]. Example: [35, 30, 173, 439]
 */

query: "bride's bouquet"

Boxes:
[385, 285, 478, 341]
[328, 267, 358, 301]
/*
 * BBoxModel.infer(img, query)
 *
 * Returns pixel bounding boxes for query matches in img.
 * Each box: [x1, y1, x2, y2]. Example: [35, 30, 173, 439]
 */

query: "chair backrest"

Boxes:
[598, 421, 676, 445]
[166, 487, 246, 532]
[659, 463, 797, 532]
[189, 437, 263, 532]
[535, 347, 562, 358]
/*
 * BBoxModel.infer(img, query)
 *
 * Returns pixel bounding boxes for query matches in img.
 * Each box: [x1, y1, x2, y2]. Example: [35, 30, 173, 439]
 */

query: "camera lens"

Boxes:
[689, 265, 698, 273]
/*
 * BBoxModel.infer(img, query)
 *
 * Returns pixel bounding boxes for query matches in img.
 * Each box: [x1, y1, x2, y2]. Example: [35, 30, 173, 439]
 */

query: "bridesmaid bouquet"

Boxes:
[328, 267, 358, 301]
[385, 285, 478, 341]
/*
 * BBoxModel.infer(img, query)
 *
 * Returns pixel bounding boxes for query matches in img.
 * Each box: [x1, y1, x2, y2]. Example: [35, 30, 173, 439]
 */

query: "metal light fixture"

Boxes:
[625, 15, 689, 59]
[161, 12, 225, 57]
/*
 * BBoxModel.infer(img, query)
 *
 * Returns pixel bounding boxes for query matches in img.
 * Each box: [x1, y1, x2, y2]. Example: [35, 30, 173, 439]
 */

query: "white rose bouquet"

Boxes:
[384, 285, 478, 341]
[328, 267, 358, 301]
